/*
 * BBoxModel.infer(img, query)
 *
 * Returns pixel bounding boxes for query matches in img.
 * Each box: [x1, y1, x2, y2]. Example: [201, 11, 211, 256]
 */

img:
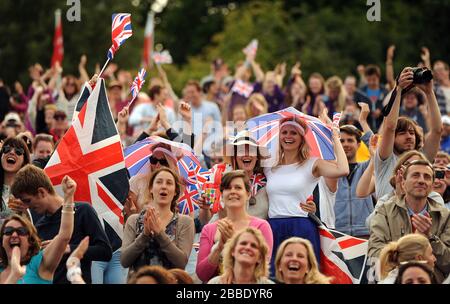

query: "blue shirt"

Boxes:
[441, 136, 450, 154]
[0, 250, 52, 284]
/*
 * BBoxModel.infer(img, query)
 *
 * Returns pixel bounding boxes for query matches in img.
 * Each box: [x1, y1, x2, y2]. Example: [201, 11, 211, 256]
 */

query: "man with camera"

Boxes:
[374, 67, 442, 200]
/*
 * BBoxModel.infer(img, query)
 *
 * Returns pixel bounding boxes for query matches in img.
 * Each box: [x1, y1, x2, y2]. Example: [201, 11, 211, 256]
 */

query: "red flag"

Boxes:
[51, 9, 64, 67]
[142, 12, 154, 68]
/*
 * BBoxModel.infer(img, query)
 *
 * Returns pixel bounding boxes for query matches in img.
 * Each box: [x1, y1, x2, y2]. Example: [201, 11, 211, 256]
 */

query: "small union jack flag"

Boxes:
[130, 68, 146, 101]
[107, 13, 133, 60]
[152, 50, 173, 65]
[250, 173, 267, 197]
[178, 183, 200, 215]
[243, 39, 258, 58]
[332, 112, 342, 129]
[231, 79, 254, 98]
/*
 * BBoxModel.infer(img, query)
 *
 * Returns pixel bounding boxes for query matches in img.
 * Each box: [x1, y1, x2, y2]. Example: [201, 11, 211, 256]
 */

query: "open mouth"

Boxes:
[284, 139, 295, 144]
[6, 157, 17, 165]
[287, 263, 300, 271]
[159, 192, 168, 198]
[241, 158, 253, 165]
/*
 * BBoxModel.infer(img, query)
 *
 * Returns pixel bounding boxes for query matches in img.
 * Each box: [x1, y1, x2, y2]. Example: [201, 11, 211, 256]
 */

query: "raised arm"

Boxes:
[385, 45, 396, 91]
[250, 60, 265, 83]
[78, 55, 89, 84]
[313, 127, 349, 178]
[419, 80, 443, 161]
[358, 102, 373, 134]
[156, 64, 179, 108]
[40, 176, 76, 279]
[378, 67, 413, 160]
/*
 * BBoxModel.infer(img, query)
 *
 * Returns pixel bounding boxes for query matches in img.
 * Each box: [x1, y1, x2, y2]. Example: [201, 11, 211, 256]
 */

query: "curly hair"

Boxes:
[0, 214, 41, 268]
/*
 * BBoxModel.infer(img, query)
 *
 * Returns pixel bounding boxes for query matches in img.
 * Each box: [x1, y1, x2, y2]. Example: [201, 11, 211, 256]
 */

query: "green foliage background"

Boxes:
[0, 0, 449, 93]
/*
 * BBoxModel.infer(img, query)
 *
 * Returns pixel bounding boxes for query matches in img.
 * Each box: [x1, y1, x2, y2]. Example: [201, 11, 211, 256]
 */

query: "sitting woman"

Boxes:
[196, 170, 273, 283]
[121, 167, 195, 276]
[394, 261, 437, 284]
[378, 233, 436, 284]
[274, 237, 331, 284]
[208, 227, 273, 284]
[0, 176, 76, 284]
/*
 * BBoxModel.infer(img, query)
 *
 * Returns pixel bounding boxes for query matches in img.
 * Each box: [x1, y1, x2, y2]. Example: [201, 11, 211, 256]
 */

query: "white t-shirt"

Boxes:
[442, 86, 450, 114]
[318, 177, 337, 229]
[264, 158, 319, 218]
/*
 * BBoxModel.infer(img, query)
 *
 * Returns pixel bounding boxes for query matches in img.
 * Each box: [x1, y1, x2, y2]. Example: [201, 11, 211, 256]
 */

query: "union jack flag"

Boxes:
[72, 81, 94, 122]
[250, 173, 266, 197]
[246, 107, 335, 161]
[243, 39, 258, 58]
[318, 223, 369, 284]
[231, 79, 254, 98]
[130, 68, 146, 101]
[107, 13, 133, 60]
[45, 78, 129, 239]
[152, 50, 173, 65]
[332, 111, 342, 129]
[178, 183, 200, 215]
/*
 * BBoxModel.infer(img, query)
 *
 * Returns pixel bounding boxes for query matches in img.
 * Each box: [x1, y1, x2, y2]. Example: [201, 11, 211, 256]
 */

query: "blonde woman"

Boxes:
[245, 93, 268, 119]
[208, 227, 273, 284]
[324, 76, 347, 114]
[378, 233, 436, 284]
[274, 237, 331, 284]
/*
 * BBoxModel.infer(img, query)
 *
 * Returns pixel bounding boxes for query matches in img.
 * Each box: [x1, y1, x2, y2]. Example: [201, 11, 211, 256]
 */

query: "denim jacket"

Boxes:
[334, 160, 374, 236]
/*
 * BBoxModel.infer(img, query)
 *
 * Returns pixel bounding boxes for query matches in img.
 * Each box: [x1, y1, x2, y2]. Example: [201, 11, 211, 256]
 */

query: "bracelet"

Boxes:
[62, 210, 75, 214]
[67, 266, 82, 283]
[66, 256, 81, 268]
[63, 204, 75, 208]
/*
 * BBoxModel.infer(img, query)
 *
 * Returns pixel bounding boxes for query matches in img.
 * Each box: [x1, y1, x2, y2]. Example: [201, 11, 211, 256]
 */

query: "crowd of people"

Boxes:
[0, 43, 449, 285]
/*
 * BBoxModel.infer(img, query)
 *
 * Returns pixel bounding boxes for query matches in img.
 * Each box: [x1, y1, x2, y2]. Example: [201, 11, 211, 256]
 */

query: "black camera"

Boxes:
[435, 170, 445, 179]
[412, 67, 433, 84]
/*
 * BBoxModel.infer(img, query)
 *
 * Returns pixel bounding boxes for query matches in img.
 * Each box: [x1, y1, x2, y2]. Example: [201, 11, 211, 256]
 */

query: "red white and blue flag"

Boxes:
[247, 107, 335, 161]
[107, 13, 133, 60]
[332, 112, 342, 129]
[45, 78, 129, 239]
[250, 173, 266, 197]
[130, 68, 147, 101]
[243, 39, 258, 59]
[152, 50, 173, 65]
[142, 11, 154, 68]
[318, 224, 369, 284]
[231, 79, 254, 98]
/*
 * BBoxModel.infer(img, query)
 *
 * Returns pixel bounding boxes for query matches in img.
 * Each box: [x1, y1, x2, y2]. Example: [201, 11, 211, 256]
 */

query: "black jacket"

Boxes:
[35, 202, 112, 284]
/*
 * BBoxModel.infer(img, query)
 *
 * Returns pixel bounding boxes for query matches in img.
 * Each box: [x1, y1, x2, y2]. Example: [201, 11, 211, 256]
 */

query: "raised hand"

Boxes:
[88, 74, 98, 87]
[79, 54, 87, 67]
[62, 175, 77, 200]
[358, 102, 370, 123]
[368, 134, 379, 158]
[420, 47, 430, 64]
[386, 45, 396, 62]
[398, 67, 414, 90]
[291, 62, 302, 76]
[178, 101, 192, 122]
[117, 106, 129, 125]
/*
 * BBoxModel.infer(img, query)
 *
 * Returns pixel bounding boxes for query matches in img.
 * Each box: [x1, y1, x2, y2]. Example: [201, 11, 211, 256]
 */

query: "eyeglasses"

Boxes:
[149, 155, 169, 167]
[3, 226, 29, 236]
[1, 145, 25, 156]
[54, 115, 66, 121]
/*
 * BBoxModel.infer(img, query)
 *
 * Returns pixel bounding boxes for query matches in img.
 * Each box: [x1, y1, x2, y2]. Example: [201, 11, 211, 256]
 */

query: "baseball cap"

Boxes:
[442, 115, 450, 125]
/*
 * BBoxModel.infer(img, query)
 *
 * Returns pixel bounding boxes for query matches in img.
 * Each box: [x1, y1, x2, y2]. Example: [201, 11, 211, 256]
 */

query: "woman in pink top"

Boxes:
[196, 170, 273, 283]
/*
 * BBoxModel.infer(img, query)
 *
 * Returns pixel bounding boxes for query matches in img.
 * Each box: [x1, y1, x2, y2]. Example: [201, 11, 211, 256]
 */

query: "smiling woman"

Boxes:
[0, 137, 31, 221]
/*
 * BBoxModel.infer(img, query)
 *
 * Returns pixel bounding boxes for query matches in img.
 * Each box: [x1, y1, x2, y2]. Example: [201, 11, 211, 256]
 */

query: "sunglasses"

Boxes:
[3, 226, 29, 236]
[54, 115, 66, 121]
[2, 145, 25, 156]
[149, 156, 169, 166]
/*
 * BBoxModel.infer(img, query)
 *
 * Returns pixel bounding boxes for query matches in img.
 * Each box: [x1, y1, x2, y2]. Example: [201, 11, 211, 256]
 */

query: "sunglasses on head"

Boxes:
[149, 155, 169, 166]
[3, 226, 29, 236]
[2, 145, 25, 156]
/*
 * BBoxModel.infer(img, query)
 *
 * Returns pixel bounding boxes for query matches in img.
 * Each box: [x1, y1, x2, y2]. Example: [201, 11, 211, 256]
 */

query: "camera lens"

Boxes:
[412, 67, 433, 84]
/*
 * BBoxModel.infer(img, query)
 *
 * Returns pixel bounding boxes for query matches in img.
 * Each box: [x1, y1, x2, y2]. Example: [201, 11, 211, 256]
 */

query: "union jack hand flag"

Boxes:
[45, 78, 129, 239]
[152, 50, 173, 65]
[130, 68, 146, 101]
[332, 111, 342, 129]
[246, 107, 335, 162]
[107, 13, 133, 60]
[250, 173, 267, 197]
[231, 79, 254, 98]
[243, 39, 258, 59]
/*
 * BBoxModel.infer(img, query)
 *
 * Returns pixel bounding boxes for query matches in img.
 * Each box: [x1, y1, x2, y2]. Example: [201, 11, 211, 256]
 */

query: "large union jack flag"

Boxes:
[45, 78, 129, 239]
[107, 13, 133, 60]
[318, 224, 369, 284]
[246, 107, 335, 161]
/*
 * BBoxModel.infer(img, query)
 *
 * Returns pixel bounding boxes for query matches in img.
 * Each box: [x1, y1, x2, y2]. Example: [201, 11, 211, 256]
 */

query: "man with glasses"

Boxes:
[368, 160, 450, 282]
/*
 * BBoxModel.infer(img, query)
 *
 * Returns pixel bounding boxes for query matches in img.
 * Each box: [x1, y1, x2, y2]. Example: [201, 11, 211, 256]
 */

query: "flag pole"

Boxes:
[99, 58, 110, 78]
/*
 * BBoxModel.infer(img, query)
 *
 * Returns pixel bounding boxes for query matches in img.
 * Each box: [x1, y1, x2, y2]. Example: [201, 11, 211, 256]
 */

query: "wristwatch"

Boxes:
[428, 234, 439, 243]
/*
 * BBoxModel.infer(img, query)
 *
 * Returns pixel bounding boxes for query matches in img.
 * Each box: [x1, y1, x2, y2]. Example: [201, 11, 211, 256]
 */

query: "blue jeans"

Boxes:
[91, 250, 128, 284]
